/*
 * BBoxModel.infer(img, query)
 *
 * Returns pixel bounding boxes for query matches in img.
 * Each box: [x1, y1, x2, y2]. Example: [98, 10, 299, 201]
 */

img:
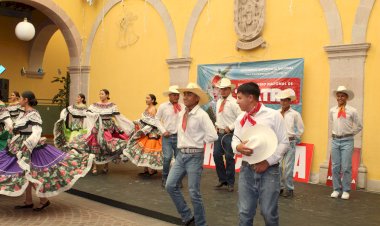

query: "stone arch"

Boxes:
[11, 0, 82, 67]
[182, 0, 208, 58]
[319, 0, 343, 44]
[352, 0, 376, 43]
[10, 0, 83, 103]
[28, 20, 58, 72]
[84, 0, 177, 65]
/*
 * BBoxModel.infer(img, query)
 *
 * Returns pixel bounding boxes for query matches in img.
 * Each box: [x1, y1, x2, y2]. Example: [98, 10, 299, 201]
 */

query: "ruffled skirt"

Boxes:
[0, 138, 94, 197]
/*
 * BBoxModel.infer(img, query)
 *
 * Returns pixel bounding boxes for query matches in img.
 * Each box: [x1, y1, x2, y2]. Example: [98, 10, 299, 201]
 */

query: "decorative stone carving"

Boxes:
[234, 0, 266, 50]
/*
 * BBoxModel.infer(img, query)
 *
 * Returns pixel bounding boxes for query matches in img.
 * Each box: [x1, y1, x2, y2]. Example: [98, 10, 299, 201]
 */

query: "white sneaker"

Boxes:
[341, 192, 350, 200]
[330, 191, 339, 198]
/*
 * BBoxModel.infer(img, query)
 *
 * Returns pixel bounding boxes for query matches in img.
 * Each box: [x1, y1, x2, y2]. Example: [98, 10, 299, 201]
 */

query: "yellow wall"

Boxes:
[0, 15, 69, 100]
[89, 1, 170, 119]
[363, 3, 380, 180]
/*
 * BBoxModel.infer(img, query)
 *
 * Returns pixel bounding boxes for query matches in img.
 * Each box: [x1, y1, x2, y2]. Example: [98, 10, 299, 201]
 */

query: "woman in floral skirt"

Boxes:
[53, 93, 88, 149]
[123, 94, 163, 176]
[69, 89, 134, 174]
[0, 91, 94, 211]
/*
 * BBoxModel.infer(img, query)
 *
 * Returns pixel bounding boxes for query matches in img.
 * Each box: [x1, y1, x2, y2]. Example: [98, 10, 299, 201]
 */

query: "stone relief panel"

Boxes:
[234, 0, 266, 50]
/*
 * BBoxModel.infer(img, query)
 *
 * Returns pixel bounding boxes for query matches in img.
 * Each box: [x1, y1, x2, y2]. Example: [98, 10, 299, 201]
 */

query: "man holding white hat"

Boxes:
[214, 78, 241, 192]
[330, 85, 362, 200]
[156, 85, 185, 188]
[232, 82, 288, 226]
[276, 88, 304, 198]
[165, 83, 218, 226]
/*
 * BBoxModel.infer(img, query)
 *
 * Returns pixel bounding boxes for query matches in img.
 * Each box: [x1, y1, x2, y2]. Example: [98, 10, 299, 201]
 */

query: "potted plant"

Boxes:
[51, 71, 70, 108]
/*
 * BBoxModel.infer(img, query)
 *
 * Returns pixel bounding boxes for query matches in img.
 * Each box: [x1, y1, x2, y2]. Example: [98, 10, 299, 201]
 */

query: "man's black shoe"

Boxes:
[183, 216, 195, 226]
[214, 182, 228, 188]
[281, 190, 294, 198]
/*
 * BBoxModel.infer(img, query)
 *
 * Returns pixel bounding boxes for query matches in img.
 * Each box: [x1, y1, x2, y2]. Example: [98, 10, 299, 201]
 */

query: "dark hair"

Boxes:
[78, 93, 86, 104]
[13, 91, 20, 98]
[149, 94, 157, 106]
[100, 89, 110, 100]
[22, 91, 38, 106]
[236, 82, 261, 100]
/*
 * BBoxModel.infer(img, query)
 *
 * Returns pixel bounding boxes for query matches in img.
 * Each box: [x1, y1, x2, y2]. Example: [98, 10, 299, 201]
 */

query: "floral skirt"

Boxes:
[69, 129, 129, 165]
[0, 140, 94, 197]
[53, 119, 87, 149]
[123, 130, 163, 170]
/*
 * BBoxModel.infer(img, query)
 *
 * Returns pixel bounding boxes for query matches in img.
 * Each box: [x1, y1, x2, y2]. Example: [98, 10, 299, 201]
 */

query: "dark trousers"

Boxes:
[213, 133, 235, 185]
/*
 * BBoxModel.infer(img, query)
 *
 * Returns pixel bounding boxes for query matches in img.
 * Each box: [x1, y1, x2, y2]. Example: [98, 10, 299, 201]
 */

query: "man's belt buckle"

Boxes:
[332, 134, 353, 139]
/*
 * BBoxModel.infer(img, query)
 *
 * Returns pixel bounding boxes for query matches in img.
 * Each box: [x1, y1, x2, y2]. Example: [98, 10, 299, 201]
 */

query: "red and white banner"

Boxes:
[203, 142, 314, 183]
[326, 148, 361, 190]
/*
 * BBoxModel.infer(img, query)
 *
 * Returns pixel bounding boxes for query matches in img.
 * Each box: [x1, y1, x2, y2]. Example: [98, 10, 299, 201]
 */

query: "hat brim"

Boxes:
[276, 93, 296, 101]
[177, 88, 210, 105]
[163, 90, 180, 96]
[333, 90, 354, 101]
[216, 84, 236, 90]
[240, 124, 278, 164]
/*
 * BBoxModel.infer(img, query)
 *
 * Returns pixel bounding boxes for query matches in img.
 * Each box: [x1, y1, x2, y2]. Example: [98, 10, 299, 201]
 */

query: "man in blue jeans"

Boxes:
[330, 86, 362, 200]
[156, 85, 185, 187]
[232, 82, 289, 226]
[276, 89, 304, 198]
[166, 83, 218, 226]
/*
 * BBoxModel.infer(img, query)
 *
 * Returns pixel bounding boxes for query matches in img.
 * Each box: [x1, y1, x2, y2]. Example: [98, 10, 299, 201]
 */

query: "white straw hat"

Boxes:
[163, 85, 180, 96]
[333, 85, 354, 100]
[177, 83, 210, 105]
[240, 124, 278, 164]
[216, 78, 236, 90]
[276, 88, 296, 101]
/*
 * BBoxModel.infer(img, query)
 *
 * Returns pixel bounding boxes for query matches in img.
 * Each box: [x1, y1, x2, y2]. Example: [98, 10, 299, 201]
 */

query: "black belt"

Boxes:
[241, 160, 279, 170]
[289, 137, 296, 141]
[332, 134, 353, 139]
[15, 131, 32, 135]
[180, 148, 203, 154]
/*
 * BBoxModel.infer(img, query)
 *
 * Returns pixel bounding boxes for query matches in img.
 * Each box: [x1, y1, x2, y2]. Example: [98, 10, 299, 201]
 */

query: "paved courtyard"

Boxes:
[0, 192, 175, 226]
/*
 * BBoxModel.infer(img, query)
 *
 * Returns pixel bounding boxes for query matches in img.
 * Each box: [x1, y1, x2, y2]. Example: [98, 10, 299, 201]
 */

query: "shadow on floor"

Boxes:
[70, 162, 380, 226]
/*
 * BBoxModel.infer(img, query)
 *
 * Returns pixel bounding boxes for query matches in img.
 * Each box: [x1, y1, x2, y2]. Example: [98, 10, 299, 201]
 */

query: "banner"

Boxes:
[203, 142, 314, 183]
[199, 59, 312, 182]
[197, 58, 304, 118]
[326, 148, 361, 190]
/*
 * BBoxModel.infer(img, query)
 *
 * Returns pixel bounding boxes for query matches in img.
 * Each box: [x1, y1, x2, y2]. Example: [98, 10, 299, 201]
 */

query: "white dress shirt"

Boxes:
[177, 105, 218, 149]
[330, 105, 362, 136]
[277, 107, 304, 138]
[232, 104, 289, 166]
[215, 94, 242, 130]
[156, 101, 185, 134]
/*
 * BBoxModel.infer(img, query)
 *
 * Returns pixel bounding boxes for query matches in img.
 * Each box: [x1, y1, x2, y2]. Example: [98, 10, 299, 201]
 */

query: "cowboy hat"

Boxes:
[333, 85, 354, 101]
[240, 124, 278, 164]
[163, 85, 180, 96]
[177, 83, 210, 105]
[276, 88, 296, 101]
[216, 78, 236, 90]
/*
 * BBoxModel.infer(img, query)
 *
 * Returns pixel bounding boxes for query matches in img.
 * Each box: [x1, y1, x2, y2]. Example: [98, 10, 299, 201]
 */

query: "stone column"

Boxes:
[166, 58, 192, 87]
[67, 65, 90, 105]
[319, 43, 370, 189]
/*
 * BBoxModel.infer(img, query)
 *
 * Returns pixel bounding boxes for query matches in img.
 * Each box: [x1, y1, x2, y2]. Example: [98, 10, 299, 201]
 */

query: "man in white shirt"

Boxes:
[329, 86, 362, 200]
[276, 89, 304, 198]
[156, 85, 185, 187]
[232, 82, 289, 226]
[214, 78, 241, 192]
[165, 83, 218, 226]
